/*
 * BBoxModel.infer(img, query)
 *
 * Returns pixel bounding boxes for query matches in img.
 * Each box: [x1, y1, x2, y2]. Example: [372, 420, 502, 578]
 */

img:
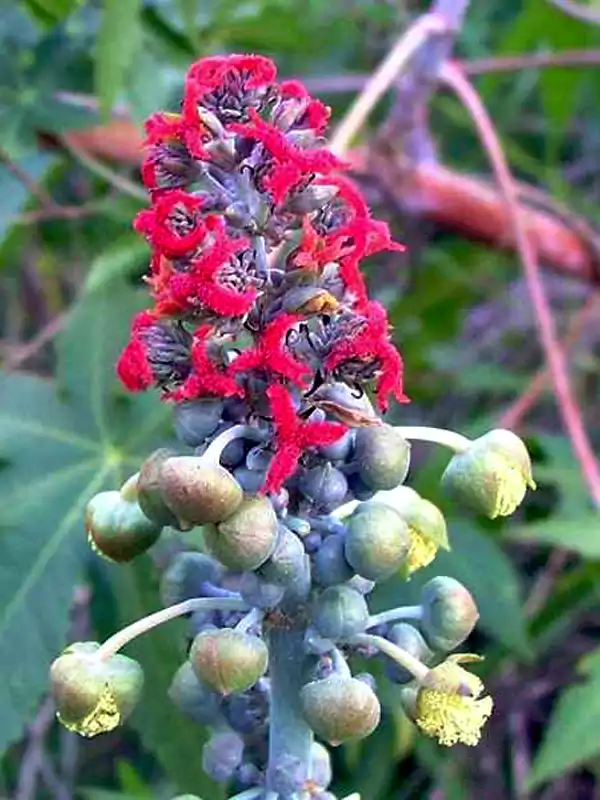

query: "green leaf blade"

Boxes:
[96, 0, 144, 118]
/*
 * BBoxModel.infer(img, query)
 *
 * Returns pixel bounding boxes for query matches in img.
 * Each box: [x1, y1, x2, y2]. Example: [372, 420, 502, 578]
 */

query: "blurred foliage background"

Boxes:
[1, 0, 600, 798]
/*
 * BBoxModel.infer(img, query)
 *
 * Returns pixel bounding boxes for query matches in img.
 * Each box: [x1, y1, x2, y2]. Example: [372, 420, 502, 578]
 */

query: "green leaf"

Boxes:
[527, 671, 600, 788]
[0, 153, 55, 244]
[85, 235, 148, 294]
[111, 558, 223, 798]
[96, 0, 144, 118]
[25, 0, 81, 23]
[0, 283, 170, 755]
[511, 513, 600, 558]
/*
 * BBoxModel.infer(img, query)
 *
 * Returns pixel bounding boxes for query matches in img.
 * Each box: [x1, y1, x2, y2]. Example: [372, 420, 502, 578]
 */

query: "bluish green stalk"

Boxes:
[350, 633, 429, 682]
[229, 789, 263, 800]
[96, 596, 248, 660]
[366, 605, 423, 628]
[265, 620, 313, 792]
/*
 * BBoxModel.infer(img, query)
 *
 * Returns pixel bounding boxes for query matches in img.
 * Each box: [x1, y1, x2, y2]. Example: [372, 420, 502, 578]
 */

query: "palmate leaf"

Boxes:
[0, 283, 170, 754]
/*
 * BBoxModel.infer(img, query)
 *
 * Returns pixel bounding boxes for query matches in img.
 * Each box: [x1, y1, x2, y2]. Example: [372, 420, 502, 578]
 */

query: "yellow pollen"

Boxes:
[58, 685, 121, 738]
[491, 459, 528, 518]
[415, 662, 493, 747]
[406, 527, 438, 576]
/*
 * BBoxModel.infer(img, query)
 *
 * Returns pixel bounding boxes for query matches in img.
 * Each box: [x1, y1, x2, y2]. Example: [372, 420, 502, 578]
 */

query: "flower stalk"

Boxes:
[96, 597, 248, 661]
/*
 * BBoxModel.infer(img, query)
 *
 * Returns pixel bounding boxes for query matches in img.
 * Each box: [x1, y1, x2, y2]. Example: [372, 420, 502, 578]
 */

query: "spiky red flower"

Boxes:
[325, 301, 409, 411]
[152, 224, 257, 318]
[279, 80, 331, 132]
[289, 175, 404, 306]
[134, 190, 208, 257]
[185, 54, 277, 102]
[228, 314, 311, 387]
[167, 325, 243, 401]
[116, 312, 157, 392]
[230, 110, 346, 204]
[182, 54, 277, 158]
[263, 384, 346, 493]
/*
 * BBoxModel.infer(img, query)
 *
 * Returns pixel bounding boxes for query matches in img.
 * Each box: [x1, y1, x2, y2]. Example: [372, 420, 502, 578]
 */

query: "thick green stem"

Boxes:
[265, 620, 313, 792]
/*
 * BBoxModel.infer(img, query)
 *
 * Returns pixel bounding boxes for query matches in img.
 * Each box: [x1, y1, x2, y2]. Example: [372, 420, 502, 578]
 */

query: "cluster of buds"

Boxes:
[50, 54, 536, 800]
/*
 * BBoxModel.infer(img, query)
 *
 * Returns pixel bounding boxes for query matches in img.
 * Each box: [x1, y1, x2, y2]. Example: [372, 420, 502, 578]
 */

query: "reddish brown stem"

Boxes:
[441, 61, 600, 509]
[500, 294, 600, 430]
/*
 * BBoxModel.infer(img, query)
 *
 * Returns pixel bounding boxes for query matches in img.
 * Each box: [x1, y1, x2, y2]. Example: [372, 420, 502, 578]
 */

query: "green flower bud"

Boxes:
[301, 674, 381, 745]
[354, 425, 411, 491]
[310, 741, 332, 788]
[174, 399, 224, 447]
[385, 623, 433, 684]
[159, 455, 243, 525]
[258, 523, 307, 589]
[190, 629, 268, 695]
[347, 472, 376, 501]
[344, 502, 410, 581]
[50, 642, 143, 737]
[313, 534, 355, 587]
[376, 486, 449, 577]
[160, 551, 223, 607]
[168, 661, 222, 725]
[312, 585, 369, 640]
[441, 429, 535, 518]
[85, 491, 162, 563]
[203, 495, 278, 571]
[299, 464, 349, 513]
[137, 448, 182, 528]
[421, 576, 479, 651]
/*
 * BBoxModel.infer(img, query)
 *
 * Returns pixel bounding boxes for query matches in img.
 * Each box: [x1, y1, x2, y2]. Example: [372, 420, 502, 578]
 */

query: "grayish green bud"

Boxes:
[190, 629, 268, 695]
[344, 501, 410, 581]
[203, 495, 278, 571]
[421, 576, 479, 651]
[159, 455, 243, 525]
[168, 661, 222, 725]
[354, 425, 411, 490]
[301, 674, 381, 745]
[312, 586, 369, 640]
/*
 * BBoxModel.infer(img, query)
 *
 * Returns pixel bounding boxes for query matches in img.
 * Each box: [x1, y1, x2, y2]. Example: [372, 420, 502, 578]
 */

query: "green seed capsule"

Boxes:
[159, 455, 243, 525]
[301, 674, 380, 745]
[203, 495, 278, 571]
[190, 629, 268, 695]
[344, 501, 410, 581]
[85, 491, 162, 563]
[354, 425, 411, 491]
[50, 642, 143, 738]
[312, 585, 369, 640]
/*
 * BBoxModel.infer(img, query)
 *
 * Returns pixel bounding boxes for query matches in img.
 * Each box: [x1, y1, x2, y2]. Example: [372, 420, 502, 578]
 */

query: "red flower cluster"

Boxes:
[116, 53, 408, 492]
